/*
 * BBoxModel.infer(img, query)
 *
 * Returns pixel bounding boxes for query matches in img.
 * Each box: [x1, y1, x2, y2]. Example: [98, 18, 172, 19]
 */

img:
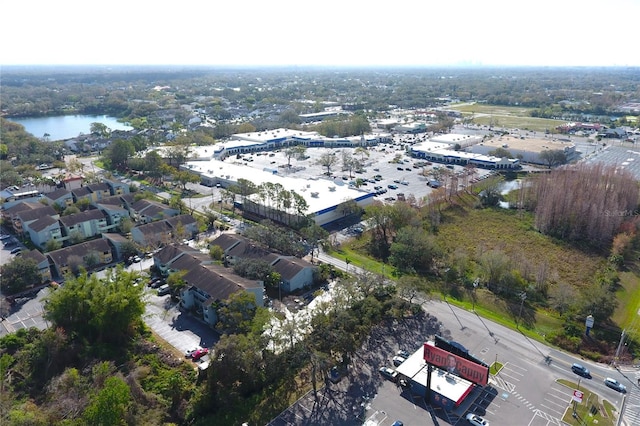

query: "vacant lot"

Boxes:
[450, 103, 565, 132]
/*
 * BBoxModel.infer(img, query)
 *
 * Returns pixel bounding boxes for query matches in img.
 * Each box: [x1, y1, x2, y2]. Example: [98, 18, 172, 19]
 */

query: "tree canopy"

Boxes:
[44, 267, 145, 345]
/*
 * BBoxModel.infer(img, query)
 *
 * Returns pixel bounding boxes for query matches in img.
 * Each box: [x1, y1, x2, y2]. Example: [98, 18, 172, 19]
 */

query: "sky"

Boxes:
[2, 0, 639, 68]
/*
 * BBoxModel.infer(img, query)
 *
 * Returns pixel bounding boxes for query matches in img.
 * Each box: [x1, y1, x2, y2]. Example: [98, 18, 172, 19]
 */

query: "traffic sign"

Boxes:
[572, 390, 583, 403]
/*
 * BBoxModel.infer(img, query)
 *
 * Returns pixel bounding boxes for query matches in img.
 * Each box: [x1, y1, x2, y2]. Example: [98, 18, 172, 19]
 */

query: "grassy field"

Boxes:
[450, 103, 565, 132]
[434, 207, 606, 290]
[338, 198, 640, 350]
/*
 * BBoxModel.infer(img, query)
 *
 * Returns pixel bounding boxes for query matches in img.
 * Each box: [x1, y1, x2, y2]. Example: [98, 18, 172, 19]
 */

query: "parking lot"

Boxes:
[225, 138, 494, 207]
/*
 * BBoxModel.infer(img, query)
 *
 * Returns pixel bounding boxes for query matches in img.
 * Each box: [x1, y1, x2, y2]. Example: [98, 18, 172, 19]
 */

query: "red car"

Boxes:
[191, 348, 209, 361]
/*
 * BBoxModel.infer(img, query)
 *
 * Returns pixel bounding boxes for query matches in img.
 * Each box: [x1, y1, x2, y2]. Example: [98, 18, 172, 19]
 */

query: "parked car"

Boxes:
[185, 347, 201, 358]
[150, 278, 164, 288]
[379, 366, 398, 381]
[397, 350, 411, 359]
[157, 284, 171, 296]
[391, 421, 404, 426]
[466, 413, 489, 425]
[10, 247, 22, 255]
[191, 347, 209, 361]
[604, 377, 626, 393]
[571, 363, 591, 378]
[387, 184, 398, 190]
[392, 356, 406, 367]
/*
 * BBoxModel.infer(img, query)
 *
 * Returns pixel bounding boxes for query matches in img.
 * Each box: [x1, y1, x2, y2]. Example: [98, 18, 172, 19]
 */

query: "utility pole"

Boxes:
[614, 329, 626, 366]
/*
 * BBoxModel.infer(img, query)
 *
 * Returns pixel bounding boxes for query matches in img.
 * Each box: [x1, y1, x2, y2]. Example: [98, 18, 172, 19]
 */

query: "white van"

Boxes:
[157, 284, 171, 296]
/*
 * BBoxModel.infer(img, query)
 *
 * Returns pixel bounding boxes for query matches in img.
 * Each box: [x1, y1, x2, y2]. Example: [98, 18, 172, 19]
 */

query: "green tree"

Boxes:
[83, 376, 131, 426]
[216, 291, 259, 335]
[44, 238, 62, 252]
[389, 227, 439, 274]
[105, 139, 135, 170]
[209, 244, 224, 261]
[44, 267, 145, 344]
[0, 257, 41, 294]
[538, 149, 567, 168]
[174, 169, 200, 192]
[166, 270, 187, 295]
[488, 147, 513, 158]
[90, 122, 110, 138]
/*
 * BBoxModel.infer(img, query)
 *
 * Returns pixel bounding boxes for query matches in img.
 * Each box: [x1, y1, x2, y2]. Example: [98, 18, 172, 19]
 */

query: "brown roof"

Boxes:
[3, 201, 41, 216]
[209, 233, 244, 251]
[44, 188, 71, 201]
[16, 205, 57, 223]
[182, 263, 258, 305]
[97, 195, 126, 206]
[28, 215, 59, 232]
[86, 183, 110, 193]
[156, 244, 199, 265]
[227, 239, 276, 261]
[59, 209, 106, 227]
[271, 257, 313, 280]
[71, 187, 91, 198]
[47, 239, 112, 267]
[166, 214, 196, 227]
[22, 249, 48, 265]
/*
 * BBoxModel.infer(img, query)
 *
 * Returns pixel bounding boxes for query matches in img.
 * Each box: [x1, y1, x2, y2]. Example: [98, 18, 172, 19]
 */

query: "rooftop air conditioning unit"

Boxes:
[311, 192, 319, 198]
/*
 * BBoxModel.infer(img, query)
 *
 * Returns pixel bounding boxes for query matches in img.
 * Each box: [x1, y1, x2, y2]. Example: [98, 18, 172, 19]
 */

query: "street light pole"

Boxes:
[517, 291, 527, 328]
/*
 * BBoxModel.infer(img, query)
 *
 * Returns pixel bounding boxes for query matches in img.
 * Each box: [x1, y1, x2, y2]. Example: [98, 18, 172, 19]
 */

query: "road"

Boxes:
[271, 248, 638, 426]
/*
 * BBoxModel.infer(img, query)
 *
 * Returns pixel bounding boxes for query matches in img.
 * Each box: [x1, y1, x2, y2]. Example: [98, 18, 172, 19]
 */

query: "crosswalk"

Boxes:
[621, 372, 640, 425]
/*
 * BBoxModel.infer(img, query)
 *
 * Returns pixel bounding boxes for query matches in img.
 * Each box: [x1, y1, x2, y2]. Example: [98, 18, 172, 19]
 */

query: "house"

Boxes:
[95, 197, 130, 229]
[23, 215, 63, 249]
[47, 239, 113, 278]
[208, 233, 317, 292]
[129, 199, 179, 224]
[104, 179, 130, 196]
[2, 201, 42, 223]
[102, 233, 132, 261]
[271, 256, 316, 292]
[13, 205, 58, 236]
[85, 183, 111, 202]
[59, 209, 110, 242]
[21, 249, 52, 283]
[165, 214, 199, 239]
[153, 244, 203, 276]
[71, 187, 93, 204]
[130, 220, 174, 249]
[179, 262, 264, 326]
[43, 188, 73, 209]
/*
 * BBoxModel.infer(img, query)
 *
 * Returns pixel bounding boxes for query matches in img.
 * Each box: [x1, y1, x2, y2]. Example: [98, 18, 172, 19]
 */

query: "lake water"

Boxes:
[10, 115, 133, 141]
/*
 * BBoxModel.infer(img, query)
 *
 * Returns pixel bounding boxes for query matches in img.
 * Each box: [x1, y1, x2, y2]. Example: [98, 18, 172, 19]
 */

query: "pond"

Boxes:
[10, 114, 133, 141]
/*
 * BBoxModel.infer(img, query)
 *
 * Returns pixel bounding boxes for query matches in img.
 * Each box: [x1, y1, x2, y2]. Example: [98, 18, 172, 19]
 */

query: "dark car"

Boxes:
[571, 363, 591, 378]
[10, 247, 22, 255]
[387, 184, 398, 190]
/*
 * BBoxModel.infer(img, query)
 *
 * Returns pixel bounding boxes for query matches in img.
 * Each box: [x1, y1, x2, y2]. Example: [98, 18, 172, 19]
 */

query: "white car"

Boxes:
[392, 355, 407, 367]
[466, 413, 489, 426]
[604, 377, 626, 393]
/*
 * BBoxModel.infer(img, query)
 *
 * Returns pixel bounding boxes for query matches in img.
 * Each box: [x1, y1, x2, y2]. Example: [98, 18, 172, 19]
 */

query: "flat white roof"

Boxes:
[231, 128, 320, 143]
[396, 346, 473, 403]
[430, 133, 482, 144]
[411, 141, 517, 164]
[184, 159, 371, 215]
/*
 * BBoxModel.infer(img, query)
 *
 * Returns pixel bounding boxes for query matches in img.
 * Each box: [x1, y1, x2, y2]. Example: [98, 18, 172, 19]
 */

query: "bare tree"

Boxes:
[315, 151, 338, 176]
[528, 163, 639, 245]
